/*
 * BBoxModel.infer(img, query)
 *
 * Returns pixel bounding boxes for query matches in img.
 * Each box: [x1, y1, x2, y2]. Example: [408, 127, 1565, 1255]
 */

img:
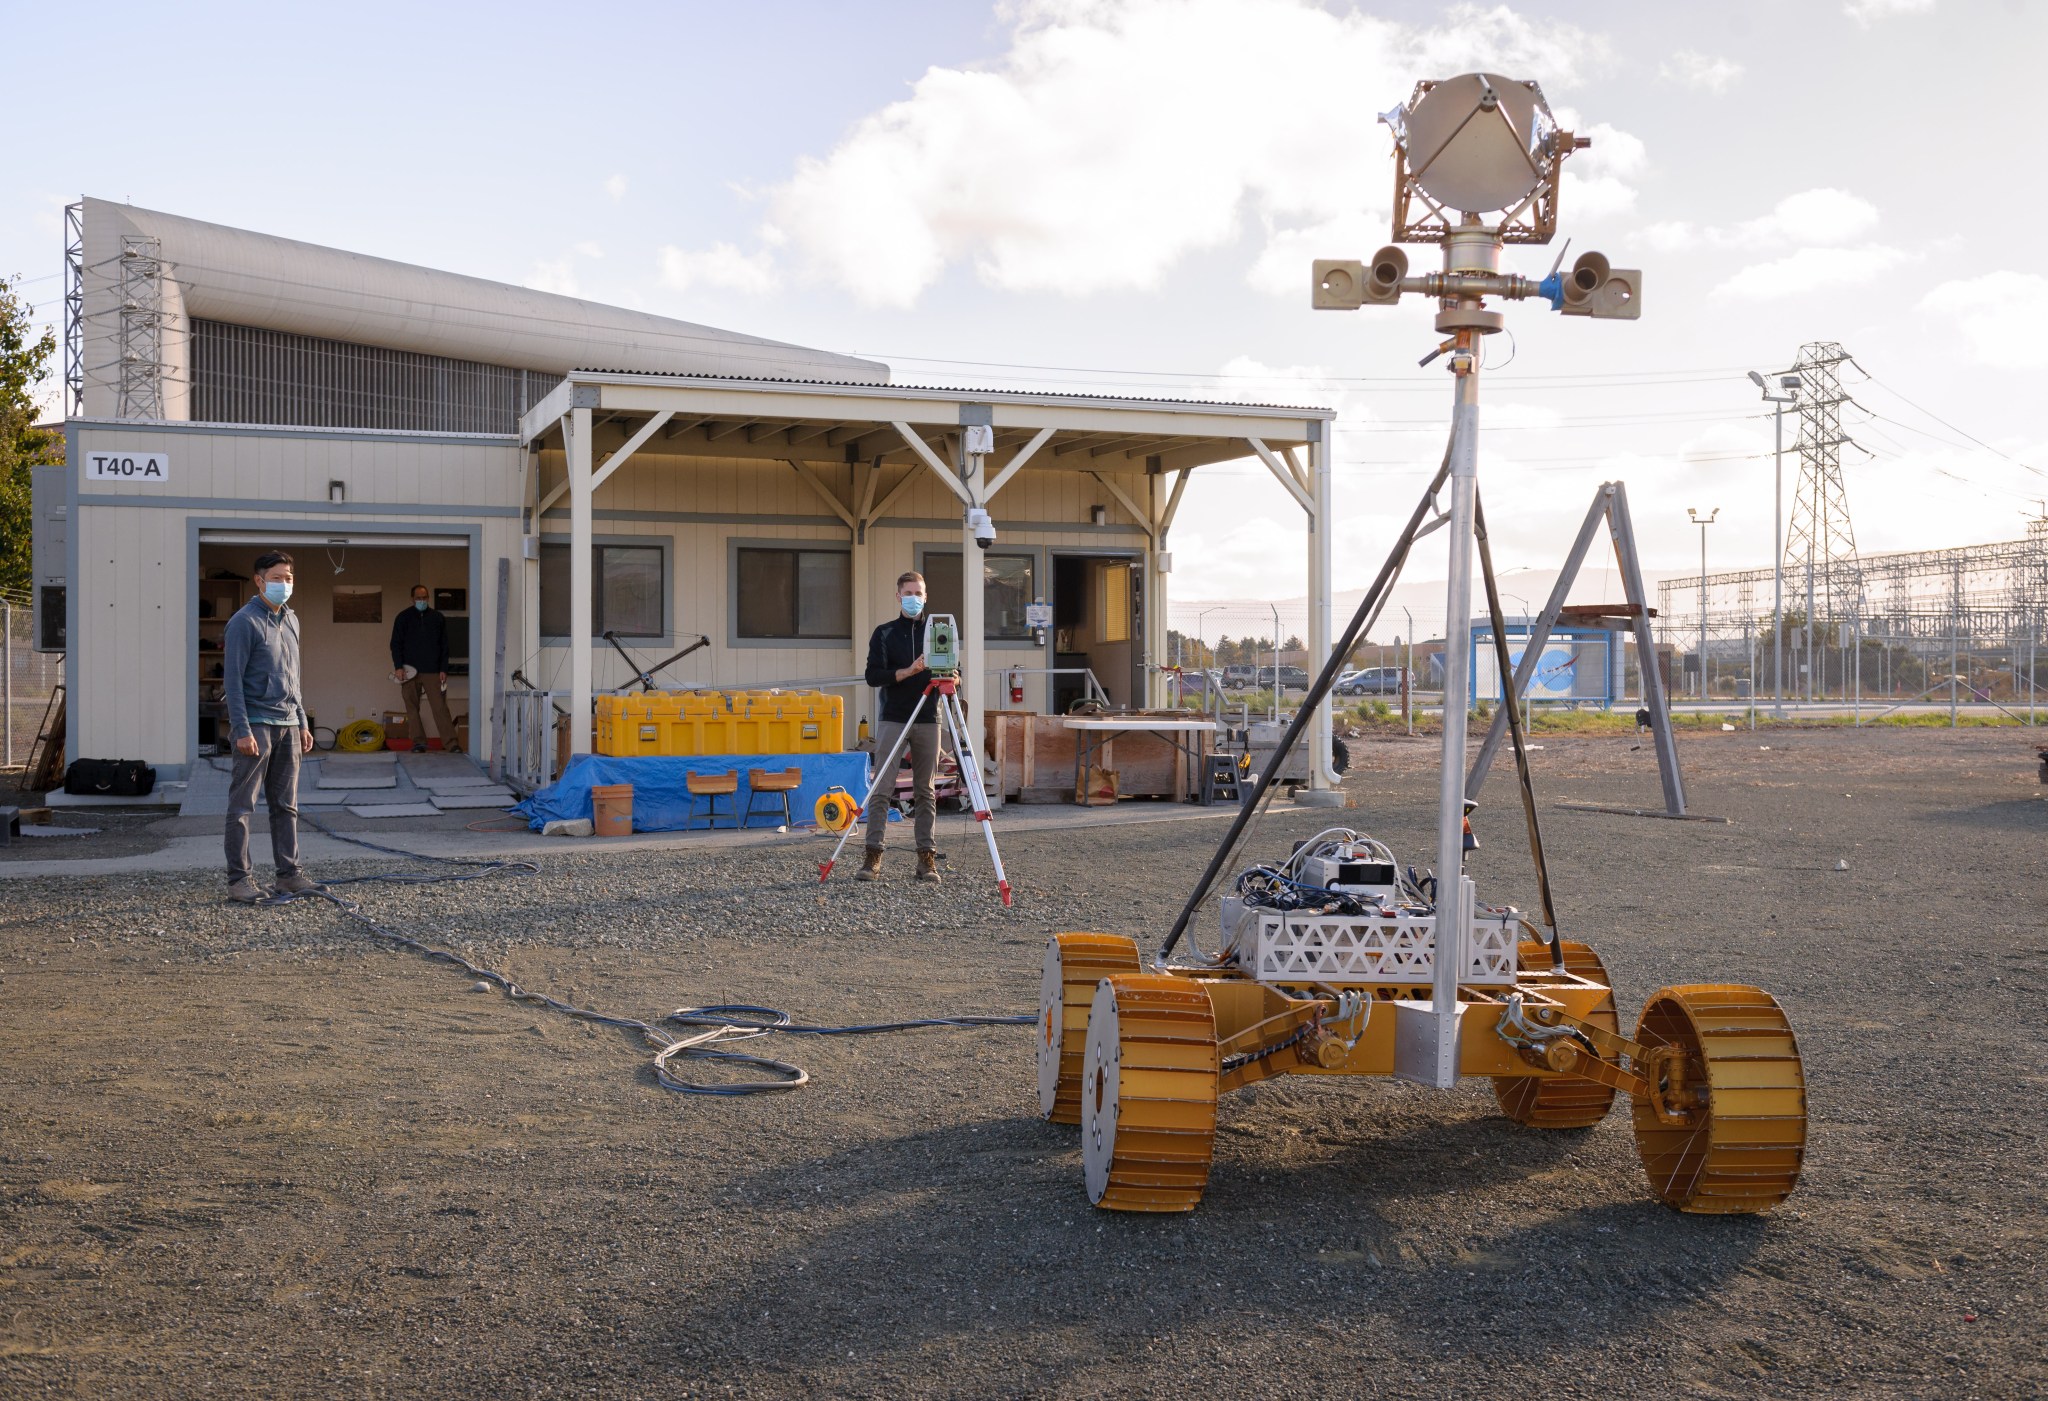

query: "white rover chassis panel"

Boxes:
[1222, 898, 1518, 987]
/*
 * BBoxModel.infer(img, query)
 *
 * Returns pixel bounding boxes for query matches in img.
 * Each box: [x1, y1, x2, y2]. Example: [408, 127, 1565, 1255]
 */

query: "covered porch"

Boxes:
[514, 371, 1340, 792]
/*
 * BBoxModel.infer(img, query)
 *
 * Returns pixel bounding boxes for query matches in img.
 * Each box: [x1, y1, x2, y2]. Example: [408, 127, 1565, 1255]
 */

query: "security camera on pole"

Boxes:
[1309, 72, 1639, 1088]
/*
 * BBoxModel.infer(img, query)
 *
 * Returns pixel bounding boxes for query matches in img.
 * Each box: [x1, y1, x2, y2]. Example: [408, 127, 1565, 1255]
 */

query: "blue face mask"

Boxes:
[263, 580, 293, 608]
[413, 599, 427, 612]
[901, 595, 924, 618]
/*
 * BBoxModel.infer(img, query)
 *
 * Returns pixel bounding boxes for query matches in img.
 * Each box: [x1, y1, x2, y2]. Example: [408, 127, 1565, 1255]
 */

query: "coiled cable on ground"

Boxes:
[243, 790, 1028, 1096]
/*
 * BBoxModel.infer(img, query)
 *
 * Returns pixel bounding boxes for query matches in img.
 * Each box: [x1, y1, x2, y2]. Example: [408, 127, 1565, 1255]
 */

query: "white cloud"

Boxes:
[1843, 0, 1935, 24]
[573, 241, 604, 260]
[604, 174, 628, 202]
[1920, 272, 2048, 369]
[1650, 188, 1882, 254]
[1641, 220, 1698, 252]
[1711, 244, 1910, 301]
[751, 0, 1639, 308]
[1659, 50, 1743, 93]
[1737, 188, 1878, 246]
[656, 242, 781, 296]
[1244, 210, 1383, 298]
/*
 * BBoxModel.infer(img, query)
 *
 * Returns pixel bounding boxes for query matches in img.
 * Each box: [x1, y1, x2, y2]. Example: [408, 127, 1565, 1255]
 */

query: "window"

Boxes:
[923, 552, 1037, 640]
[539, 542, 665, 638]
[1100, 562, 1132, 643]
[736, 547, 851, 639]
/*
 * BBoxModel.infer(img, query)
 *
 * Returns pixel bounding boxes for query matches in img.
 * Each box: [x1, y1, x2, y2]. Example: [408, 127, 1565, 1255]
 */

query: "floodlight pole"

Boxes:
[1689, 507, 1717, 700]
[1750, 376, 1800, 717]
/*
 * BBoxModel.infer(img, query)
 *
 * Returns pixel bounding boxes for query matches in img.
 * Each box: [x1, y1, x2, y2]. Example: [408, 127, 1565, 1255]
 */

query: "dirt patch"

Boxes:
[2, 727, 2044, 1397]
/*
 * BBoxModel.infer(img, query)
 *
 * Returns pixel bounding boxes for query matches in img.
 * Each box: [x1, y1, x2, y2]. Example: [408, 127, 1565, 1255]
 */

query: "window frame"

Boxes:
[915, 543, 1046, 652]
[725, 536, 855, 650]
[537, 533, 673, 644]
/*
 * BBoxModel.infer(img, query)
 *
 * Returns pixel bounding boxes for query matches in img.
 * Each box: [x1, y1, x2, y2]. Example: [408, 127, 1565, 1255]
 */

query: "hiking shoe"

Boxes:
[274, 872, 326, 896]
[916, 851, 941, 884]
[227, 878, 266, 904]
[854, 849, 885, 882]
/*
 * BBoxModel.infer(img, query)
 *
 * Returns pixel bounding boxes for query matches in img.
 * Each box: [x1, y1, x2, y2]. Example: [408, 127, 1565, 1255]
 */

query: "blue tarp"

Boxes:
[512, 753, 873, 833]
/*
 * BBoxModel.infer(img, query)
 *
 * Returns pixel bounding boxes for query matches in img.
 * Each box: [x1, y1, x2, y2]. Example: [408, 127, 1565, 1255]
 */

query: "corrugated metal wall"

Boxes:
[190, 320, 560, 433]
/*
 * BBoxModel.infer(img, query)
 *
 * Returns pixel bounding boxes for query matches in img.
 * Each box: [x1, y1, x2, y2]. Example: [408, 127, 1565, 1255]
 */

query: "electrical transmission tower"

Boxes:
[1783, 341, 1864, 699]
[116, 234, 167, 420]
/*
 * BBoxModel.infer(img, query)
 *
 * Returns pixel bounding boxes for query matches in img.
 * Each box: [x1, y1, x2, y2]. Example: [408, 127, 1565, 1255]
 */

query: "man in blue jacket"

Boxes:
[222, 550, 321, 903]
[858, 571, 943, 884]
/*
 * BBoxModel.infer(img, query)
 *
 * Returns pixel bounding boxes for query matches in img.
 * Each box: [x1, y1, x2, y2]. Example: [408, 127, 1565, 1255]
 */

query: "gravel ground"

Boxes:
[1, 726, 2043, 1398]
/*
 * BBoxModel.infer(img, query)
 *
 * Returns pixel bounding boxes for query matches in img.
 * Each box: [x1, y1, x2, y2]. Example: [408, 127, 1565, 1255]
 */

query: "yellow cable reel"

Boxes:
[814, 786, 860, 832]
[336, 719, 386, 753]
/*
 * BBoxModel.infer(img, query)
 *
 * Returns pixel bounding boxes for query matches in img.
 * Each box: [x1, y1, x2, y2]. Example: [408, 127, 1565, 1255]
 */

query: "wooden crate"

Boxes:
[984, 711, 1210, 802]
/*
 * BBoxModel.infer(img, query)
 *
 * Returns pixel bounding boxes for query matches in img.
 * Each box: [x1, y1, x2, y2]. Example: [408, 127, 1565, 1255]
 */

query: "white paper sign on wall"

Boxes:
[84, 451, 169, 482]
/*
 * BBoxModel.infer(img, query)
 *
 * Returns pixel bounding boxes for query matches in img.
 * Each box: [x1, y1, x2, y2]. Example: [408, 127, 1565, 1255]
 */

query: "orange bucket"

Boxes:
[591, 783, 634, 837]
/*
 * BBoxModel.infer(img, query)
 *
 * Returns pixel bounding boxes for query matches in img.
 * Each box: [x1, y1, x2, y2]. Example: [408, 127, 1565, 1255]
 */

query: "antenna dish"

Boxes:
[1403, 73, 1552, 215]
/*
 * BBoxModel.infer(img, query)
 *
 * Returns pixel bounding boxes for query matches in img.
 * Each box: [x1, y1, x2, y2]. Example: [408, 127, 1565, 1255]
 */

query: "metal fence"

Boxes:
[1650, 611, 2044, 722]
[2, 595, 63, 770]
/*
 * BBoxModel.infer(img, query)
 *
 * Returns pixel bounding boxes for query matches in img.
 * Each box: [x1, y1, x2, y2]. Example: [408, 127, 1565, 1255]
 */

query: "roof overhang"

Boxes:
[519, 370, 1332, 474]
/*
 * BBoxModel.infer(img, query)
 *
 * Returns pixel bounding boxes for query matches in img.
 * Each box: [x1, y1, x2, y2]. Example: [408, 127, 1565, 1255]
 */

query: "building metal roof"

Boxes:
[562, 367, 1333, 418]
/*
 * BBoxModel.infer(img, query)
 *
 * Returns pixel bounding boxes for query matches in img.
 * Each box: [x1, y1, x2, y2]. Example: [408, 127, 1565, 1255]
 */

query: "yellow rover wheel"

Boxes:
[1080, 974, 1219, 1212]
[1037, 933, 1142, 1123]
[1631, 985, 1807, 1214]
[1494, 939, 1620, 1129]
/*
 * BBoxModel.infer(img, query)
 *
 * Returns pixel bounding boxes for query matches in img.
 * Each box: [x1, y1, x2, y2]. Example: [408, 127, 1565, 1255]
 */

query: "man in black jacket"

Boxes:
[388, 585, 460, 754]
[859, 571, 942, 883]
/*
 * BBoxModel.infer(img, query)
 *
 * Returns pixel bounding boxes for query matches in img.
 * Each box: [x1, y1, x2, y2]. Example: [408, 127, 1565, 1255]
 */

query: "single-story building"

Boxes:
[39, 197, 1343, 794]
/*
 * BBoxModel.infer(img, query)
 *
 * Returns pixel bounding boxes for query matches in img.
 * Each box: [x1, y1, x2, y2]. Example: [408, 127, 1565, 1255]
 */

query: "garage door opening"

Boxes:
[197, 533, 471, 753]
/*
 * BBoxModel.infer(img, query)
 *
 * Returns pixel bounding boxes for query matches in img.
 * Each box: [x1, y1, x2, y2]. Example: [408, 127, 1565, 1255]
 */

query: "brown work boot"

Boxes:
[854, 848, 884, 881]
[274, 872, 326, 896]
[916, 850, 941, 884]
[227, 878, 266, 904]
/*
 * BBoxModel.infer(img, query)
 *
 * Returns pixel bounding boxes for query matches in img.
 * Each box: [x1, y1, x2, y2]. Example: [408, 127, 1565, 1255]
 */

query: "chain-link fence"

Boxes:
[1650, 611, 2045, 720]
[2, 594, 63, 770]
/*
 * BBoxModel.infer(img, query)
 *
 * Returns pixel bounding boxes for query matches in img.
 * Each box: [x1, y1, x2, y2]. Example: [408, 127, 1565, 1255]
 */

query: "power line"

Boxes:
[1858, 371, 2046, 481]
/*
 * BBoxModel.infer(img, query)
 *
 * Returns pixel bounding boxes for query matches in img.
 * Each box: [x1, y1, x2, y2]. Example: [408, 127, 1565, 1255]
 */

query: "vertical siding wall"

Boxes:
[531, 450, 1155, 719]
[71, 424, 523, 769]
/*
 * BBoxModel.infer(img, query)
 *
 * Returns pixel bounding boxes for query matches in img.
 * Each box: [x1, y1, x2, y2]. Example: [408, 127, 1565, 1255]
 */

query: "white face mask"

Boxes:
[901, 595, 925, 618]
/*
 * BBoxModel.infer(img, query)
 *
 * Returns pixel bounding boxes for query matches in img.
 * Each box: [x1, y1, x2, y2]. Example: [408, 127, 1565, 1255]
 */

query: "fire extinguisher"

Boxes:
[1008, 669, 1024, 705]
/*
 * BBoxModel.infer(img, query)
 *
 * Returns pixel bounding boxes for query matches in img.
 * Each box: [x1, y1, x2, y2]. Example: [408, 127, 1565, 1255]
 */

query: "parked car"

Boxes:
[1256, 665, 1311, 692]
[1221, 665, 1257, 689]
[1337, 666, 1406, 696]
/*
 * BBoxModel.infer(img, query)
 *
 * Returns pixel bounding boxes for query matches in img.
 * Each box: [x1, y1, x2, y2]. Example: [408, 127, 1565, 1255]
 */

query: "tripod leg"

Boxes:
[819, 690, 929, 881]
[938, 691, 1012, 905]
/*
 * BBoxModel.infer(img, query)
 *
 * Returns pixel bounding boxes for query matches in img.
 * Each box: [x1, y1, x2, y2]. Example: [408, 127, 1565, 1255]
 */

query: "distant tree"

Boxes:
[0, 275, 61, 597]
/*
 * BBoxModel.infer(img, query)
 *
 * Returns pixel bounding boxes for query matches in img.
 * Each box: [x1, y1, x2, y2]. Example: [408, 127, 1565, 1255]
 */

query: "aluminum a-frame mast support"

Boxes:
[1464, 481, 1688, 816]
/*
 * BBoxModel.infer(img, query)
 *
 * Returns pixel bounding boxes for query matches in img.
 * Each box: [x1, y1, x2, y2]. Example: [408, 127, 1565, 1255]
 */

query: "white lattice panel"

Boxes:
[1242, 909, 1517, 986]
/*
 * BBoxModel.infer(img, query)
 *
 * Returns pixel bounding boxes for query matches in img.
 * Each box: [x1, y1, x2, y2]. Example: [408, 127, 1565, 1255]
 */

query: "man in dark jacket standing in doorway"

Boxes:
[858, 571, 942, 883]
[389, 585, 460, 753]
[223, 549, 321, 903]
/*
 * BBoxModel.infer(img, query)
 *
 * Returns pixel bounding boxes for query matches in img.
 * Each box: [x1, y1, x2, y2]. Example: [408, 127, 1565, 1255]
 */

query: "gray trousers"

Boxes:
[226, 724, 303, 884]
[865, 719, 940, 853]
[401, 674, 459, 749]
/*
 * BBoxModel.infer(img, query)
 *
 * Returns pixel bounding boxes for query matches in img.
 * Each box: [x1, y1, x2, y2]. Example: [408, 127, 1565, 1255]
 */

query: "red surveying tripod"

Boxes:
[817, 672, 1012, 905]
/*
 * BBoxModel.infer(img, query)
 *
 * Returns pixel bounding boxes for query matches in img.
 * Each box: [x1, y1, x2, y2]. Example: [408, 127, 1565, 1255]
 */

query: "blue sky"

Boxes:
[8, 0, 2045, 627]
